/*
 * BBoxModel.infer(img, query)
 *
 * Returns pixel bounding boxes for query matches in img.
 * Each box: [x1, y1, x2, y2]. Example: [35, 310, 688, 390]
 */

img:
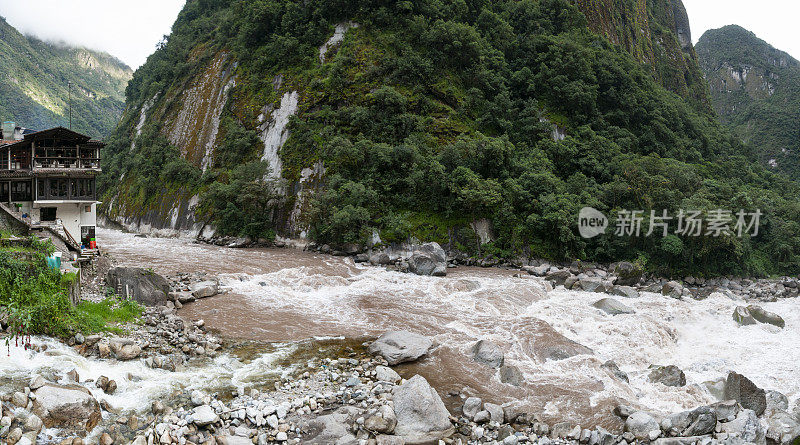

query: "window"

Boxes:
[10, 181, 31, 201]
[40, 207, 56, 222]
[37, 180, 45, 199]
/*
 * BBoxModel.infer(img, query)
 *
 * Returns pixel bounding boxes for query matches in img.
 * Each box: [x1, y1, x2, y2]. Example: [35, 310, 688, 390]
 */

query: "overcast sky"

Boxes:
[0, 0, 797, 69]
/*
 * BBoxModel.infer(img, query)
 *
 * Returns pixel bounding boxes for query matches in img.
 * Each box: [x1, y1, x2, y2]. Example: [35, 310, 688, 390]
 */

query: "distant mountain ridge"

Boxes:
[0, 16, 132, 138]
[696, 25, 800, 177]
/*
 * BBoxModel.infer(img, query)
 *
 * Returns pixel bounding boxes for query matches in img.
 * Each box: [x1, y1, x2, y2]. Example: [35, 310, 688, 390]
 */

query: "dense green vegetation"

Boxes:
[0, 237, 142, 339]
[102, 0, 800, 277]
[696, 25, 800, 180]
[0, 16, 132, 138]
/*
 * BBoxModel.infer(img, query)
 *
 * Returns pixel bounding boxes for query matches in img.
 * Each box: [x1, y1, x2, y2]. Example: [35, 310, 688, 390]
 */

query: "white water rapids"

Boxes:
[4, 228, 798, 431]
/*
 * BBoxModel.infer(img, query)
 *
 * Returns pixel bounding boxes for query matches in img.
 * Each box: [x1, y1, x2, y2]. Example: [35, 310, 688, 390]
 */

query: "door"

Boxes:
[40, 207, 57, 222]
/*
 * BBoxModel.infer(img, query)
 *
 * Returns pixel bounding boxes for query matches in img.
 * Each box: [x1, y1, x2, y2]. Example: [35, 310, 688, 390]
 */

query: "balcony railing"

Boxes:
[34, 157, 101, 169]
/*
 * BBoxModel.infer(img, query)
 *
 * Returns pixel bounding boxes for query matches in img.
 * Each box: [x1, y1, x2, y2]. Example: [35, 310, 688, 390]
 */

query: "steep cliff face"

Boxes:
[696, 25, 800, 177]
[0, 17, 132, 137]
[572, 0, 710, 111]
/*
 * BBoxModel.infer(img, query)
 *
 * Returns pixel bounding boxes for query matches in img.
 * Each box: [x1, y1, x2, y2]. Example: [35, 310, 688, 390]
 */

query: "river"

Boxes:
[4, 228, 799, 433]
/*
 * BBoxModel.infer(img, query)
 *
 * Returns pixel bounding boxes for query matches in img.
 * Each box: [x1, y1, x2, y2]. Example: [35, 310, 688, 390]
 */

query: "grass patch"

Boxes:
[74, 297, 144, 334]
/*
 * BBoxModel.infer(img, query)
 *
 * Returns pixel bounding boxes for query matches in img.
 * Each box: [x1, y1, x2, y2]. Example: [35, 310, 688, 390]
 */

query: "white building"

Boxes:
[1, 125, 102, 250]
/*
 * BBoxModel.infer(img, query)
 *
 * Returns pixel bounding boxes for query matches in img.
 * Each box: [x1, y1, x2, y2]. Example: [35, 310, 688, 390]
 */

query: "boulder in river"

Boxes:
[592, 298, 635, 315]
[471, 339, 504, 368]
[191, 281, 219, 299]
[109, 338, 141, 360]
[106, 267, 170, 306]
[392, 375, 454, 443]
[648, 365, 686, 387]
[733, 306, 757, 326]
[32, 384, 101, 432]
[766, 410, 800, 445]
[747, 305, 785, 328]
[545, 270, 572, 286]
[720, 409, 765, 443]
[407, 242, 447, 277]
[612, 285, 640, 299]
[665, 406, 717, 437]
[662, 281, 684, 299]
[499, 364, 524, 386]
[724, 371, 767, 416]
[523, 318, 593, 362]
[368, 331, 433, 365]
[625, 411, 660, 440]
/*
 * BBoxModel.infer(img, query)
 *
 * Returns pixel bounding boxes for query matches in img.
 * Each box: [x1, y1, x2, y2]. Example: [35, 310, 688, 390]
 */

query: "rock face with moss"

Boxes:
[696, 25, 800, 178]
[99, 0, 800, 277]
[572, 0, 710, 110]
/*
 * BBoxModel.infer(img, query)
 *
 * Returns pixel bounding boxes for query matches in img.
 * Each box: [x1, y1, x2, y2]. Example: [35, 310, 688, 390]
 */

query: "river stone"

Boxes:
[747, 305, 785, 328]
[724, 372, 767, 416]
[192, 405, 219, 426]
[613, 262, 643, 286]
[710, 400, 740, 422]
[625, 411, 660, 440]
[733, 306, 757, 326]
[471, 339, 504, 368]
[766, 390, 790, 413]
[499, 364, 524, 386]
[370, 253, 391, 266]
[29, 375, 46, 390]
[364, 405, 397, 434]
[678, 406, 716, 436]
[662, 281, 684, 299]
[408, 242, 447, 277]
[32, 384, 101, 432]
[110, 339, 141, 360]
[23, 414, 43, 434]
[601, 360, 629, 382]
[766, 410, 800, 445]
[648, 365, 686, 387]
[106, 267, 170, 306]
[392, 375, 453, 443]
[484, 403, 504, 423]
[579, 278, 604, 293]
[527, 319, 593, 361]
[11, 391, 27, 408]
[191, 281, 219, 299]
[592, 298, 635, 315]
[720, 409, 765, 443]
[300, 405, 361, 444]
[612, 286, 640, 299]
[375, 366, 401, 384]
[368, 331, 433, 365]
[462, 397, 483, 420]
[545, 270, 572, 286]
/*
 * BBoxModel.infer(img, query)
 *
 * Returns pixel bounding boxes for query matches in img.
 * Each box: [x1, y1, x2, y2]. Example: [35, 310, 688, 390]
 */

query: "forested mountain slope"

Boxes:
[0, 16, 132, 138]
[101, 0, 800, 276]
[696, 25, 800, 179]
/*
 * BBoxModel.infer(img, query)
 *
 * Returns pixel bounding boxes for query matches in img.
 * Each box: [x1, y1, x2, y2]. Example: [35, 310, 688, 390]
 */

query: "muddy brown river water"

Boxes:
[95, 228, 800, 430]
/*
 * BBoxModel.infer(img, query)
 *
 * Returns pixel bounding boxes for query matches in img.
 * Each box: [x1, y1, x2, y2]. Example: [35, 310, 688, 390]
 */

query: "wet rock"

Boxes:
[23, 414, 43, 434]
[106, 267, 170, 306]
[471, 339, 504, 368]
[32, 384, 101, 432]
[7, 428, 22, 445]
[766, 390, 790, 414]
[545, 270, 572, 286]
[191, 281, 219, 299]
[375, 366, 401, 384]
[392, 375, 453, 442]
[601, 360, 629, 383]
[368, 331, 433, 365]
[648, 365, 686, 387]
[523, 264, 550, 277]
[724, 371, 767, 416]
[462, 397, 483, 420]
[499, 364, 524, 386]
[611, 286, 640, 299]
[662, 281, 684, 299]
[526, 318, 593, 361]
[370, 253, 391, 266]
[720, 409, 765, 443]
[592, 298, 635, 315]
[11, 391, 27, 408]
[747, 305, 785, 328]
[408, 242, 447, 277]
[99, 432, 113, 444]
[625, 411, 660, 440]
[733, 306, 757, 326]
[667, 406, 716, 436]
[66, 369, 80, 383]
[300, 405, 360, 444]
